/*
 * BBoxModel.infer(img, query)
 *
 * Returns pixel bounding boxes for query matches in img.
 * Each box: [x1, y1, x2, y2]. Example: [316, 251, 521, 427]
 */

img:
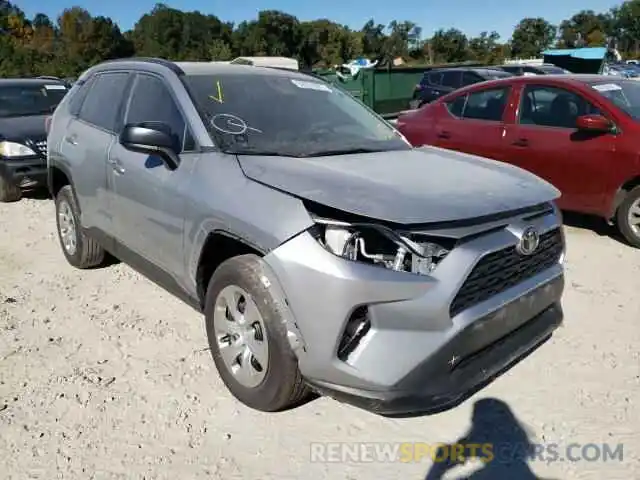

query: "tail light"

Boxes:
[45, 116, 52, 134]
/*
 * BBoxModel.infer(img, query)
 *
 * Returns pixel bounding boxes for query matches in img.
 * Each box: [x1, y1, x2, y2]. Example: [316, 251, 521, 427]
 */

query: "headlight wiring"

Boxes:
[311, 216, 451, 275]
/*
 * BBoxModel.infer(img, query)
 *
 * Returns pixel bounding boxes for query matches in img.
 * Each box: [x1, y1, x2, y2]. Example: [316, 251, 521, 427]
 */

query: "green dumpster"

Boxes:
[313, 62, 489, 116]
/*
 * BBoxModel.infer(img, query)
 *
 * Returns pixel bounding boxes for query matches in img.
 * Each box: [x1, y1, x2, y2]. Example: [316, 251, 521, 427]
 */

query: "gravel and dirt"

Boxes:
[1, 195, 638, 479]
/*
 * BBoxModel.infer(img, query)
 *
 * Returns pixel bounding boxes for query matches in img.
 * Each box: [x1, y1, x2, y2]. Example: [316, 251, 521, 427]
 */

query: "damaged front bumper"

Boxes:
[263, 208, 565, 416]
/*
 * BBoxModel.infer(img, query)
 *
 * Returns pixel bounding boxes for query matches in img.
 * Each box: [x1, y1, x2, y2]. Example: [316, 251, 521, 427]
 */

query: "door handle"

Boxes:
[437, 131, 451, 139]
[512, 138, 529, 147]
[64, 135, 77, 145]
[108, 157, 125, 174]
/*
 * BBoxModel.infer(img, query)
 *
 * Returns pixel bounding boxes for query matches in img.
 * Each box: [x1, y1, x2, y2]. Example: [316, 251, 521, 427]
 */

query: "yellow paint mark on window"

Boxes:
[209, 80, 224, 103]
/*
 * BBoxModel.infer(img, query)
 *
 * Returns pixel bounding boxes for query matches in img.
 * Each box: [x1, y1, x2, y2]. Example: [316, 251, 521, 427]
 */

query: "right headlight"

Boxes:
[0, 141, 36, 158]
[310, 216, 452, 275]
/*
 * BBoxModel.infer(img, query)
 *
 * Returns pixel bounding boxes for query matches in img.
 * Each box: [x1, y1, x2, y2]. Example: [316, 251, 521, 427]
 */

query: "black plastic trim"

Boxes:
[306, 302, 562, 417]
[47, 161, 76, 203]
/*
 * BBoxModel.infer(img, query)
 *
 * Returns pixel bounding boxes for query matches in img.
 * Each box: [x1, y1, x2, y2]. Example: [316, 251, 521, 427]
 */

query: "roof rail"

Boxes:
[99, 57, 184, 75]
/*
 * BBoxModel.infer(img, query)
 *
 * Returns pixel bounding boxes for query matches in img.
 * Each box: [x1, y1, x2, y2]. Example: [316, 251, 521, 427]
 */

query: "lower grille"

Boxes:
[450, 228, 563, 317]
[34, 140, 47, 156]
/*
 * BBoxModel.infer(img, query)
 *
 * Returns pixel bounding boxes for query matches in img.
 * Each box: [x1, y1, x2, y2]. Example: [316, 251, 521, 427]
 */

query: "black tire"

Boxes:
[55, 185, 106, 268]
[0, 175, 21, 202]
[204, 254, 309, 412]
[616, 186, 640, 248]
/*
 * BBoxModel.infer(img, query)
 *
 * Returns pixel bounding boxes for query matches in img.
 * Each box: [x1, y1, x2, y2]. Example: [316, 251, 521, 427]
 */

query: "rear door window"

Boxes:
[441, 71, 461, 89]
[78, 72, 130, 132]
[461, 87, 510, 121]
[428, 72, 443, 86]
[461, 71, 483, 86]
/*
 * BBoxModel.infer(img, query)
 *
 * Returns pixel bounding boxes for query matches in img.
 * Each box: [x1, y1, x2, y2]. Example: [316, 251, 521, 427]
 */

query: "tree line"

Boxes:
[1, 0, 640, 78]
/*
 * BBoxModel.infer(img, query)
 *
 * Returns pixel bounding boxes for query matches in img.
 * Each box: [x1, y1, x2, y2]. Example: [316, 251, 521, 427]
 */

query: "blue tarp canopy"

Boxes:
[542, 47, 608, 73]
[542, 47, 608, 60]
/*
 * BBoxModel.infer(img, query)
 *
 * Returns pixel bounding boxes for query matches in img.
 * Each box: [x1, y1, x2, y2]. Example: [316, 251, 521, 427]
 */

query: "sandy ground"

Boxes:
[1, 195, 638, 480]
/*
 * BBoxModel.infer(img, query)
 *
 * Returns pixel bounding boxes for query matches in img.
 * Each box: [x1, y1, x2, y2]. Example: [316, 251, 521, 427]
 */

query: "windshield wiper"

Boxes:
[223, 146, 303, 157]
[303, 147, 388, 157]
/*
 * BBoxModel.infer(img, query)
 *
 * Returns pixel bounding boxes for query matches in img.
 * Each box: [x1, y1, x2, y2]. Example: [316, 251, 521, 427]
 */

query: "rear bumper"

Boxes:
[0, 156, 47, 187]
[308, 297, 562, 416]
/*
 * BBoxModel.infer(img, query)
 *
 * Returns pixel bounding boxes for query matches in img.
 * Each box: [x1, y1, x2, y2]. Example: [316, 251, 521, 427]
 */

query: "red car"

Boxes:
[396, 74, 640, 247]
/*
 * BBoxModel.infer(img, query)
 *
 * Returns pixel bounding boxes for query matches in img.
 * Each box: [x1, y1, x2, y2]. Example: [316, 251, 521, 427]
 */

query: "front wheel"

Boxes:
[616, 185, 640, 248]
[0, 175, 21, 202]
[204, 254, 309, 412]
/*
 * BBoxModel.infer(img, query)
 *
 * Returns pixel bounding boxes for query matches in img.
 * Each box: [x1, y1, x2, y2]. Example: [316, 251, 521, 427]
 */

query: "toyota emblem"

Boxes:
[516, 226, 540, 255]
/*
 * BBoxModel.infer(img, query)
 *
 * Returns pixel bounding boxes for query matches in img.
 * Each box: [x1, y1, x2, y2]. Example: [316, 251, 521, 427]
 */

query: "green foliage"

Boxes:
[511, 18, 557, 59]
[1, 0, 640, 78]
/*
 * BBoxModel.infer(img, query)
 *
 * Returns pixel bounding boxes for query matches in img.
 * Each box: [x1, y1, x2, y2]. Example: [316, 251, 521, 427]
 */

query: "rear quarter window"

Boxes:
[446, 95, 467, 117]
[67, 76, 96, 116]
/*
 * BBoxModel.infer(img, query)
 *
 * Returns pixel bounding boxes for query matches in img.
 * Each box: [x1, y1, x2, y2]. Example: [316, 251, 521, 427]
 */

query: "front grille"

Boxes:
[450, 228, 563, 317]
[33, 140, 47, 155]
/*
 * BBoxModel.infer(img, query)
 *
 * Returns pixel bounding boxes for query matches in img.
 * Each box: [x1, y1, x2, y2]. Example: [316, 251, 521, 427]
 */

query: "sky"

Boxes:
[18, 0, 623, 40]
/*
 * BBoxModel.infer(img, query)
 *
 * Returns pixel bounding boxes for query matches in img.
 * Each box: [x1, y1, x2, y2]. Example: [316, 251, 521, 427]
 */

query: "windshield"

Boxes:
[0, 83, 68, 118]
[182, 72, 410, 157]
[590, 80, 640, 120]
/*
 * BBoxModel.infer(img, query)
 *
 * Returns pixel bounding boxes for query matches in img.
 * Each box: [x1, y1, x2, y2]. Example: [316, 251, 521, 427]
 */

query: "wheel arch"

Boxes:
[195, 230, 266, 308]
[609, 175, 640, 220]
[48, 162, 73, 197]
[195, 229, 307, 356]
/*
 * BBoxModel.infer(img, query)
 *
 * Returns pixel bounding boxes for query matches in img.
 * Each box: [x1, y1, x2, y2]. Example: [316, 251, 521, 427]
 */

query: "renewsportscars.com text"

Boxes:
[309, 442, 624, 464]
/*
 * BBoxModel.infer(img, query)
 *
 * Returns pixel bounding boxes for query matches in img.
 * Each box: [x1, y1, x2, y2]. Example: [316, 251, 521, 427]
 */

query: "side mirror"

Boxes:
[576, 114, 613, 133]
[119, 122, 180, 170]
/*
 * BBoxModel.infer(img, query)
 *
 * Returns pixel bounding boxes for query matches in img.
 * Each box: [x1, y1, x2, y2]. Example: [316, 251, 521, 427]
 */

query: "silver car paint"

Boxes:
[48, 60, 565, 406]
[238, 146, 560, 224]
[263, 208, 563, 390]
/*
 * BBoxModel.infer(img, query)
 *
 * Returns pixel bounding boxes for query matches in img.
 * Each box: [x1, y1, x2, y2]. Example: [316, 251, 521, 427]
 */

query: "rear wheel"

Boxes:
[616, 186, 640, 248]
[55, 185, 106, 268]
[204, 254, 309, 412]
[0, 176, 21, 202]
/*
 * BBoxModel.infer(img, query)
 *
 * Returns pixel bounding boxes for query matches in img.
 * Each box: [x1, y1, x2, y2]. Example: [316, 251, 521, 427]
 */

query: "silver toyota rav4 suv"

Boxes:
[47, 58, 565, 416]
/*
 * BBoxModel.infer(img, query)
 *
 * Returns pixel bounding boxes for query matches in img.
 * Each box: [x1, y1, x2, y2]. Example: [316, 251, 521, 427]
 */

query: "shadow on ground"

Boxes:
[561, 211, 628, 246]
[21, 187, 51, 201]
[423, 398, 559, 480]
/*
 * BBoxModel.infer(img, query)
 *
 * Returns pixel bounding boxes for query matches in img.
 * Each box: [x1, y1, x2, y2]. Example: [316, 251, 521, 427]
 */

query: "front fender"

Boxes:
[182, 153, 315, 296]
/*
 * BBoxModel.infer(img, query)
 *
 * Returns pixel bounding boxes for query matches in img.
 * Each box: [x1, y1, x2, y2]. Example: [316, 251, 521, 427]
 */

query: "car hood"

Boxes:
[0, 115, 48, 141]
[236, 146, 560, 224]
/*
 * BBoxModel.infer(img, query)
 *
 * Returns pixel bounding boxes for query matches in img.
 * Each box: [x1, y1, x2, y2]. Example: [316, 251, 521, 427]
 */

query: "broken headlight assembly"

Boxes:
[310, 217, 453, 275]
